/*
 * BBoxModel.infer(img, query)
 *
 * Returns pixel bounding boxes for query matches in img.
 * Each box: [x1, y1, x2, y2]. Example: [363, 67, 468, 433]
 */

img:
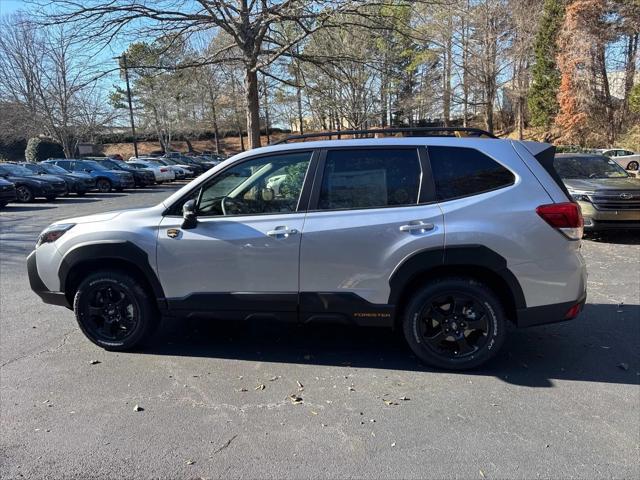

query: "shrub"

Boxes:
[25, 137, 65, 162]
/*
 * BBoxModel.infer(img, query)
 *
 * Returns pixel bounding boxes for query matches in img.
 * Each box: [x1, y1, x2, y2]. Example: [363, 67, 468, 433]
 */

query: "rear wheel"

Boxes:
[73, 270, 158, 351]
[627, 161, 639, 171]
[15, 185, 33, 203]
[96, 178, 112, 193]
[403, 277, 506, 370]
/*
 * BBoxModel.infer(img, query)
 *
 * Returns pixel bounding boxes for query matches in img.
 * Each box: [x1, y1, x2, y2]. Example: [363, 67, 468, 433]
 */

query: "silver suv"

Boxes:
[27, 128, 587, 370]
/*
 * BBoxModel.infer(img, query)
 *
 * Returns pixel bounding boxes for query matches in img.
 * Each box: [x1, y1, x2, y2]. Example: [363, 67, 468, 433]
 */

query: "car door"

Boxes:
[299, 147, 444, 325]
[157, 150, 316, 320]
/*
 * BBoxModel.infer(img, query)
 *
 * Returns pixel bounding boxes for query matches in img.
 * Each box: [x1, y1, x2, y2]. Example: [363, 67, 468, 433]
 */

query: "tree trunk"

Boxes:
[262, 75, 271, 144]
[208, 86, 221, 154]
[442, 26, 452, 127]
[244, 67, 261, 149]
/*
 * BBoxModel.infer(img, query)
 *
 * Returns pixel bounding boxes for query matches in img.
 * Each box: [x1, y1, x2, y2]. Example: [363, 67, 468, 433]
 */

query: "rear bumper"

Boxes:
[27, 251, 70, 308]
[516, 292, 587, 328]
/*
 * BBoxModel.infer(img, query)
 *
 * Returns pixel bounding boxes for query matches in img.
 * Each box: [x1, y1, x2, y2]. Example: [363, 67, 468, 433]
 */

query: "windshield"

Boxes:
[554, 155, 629, 179]
[22, 163, 46, 174]
[81, 160, 109, 171]
[99, 159, 121, 169]
[0, 163, 34, 175]
[109, 159, 129, 169]
[39, 163, 68, 174]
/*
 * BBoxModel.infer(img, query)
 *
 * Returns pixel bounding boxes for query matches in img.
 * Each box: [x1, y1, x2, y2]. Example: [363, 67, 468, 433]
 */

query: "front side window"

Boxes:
[317, 149, 421, 210]
[429, 146, 515, 201]
[195, 151, 312, 216]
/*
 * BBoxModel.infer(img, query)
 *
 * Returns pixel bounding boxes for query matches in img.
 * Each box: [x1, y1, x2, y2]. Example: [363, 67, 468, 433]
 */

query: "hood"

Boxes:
[563, 177, 640, 192]
[58, 206, 152, 225]
[36, 174, 67, 183]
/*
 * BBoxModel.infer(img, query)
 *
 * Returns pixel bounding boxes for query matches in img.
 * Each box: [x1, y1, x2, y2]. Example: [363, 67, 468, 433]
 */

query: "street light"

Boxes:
[114, 53, 139, 158]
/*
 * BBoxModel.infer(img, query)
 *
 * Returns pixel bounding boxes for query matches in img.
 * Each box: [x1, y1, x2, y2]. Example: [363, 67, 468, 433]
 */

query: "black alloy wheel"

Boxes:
[74, 271, 157, 350]
[15, 185, 33, 203]
[627, 161, 639, 171]
[403, 277, 506, 370]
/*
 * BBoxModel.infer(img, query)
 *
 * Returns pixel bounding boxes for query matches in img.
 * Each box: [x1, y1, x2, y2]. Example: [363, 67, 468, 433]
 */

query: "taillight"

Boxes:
[536, 202, 584, 240]
[160, 168, 167, 172]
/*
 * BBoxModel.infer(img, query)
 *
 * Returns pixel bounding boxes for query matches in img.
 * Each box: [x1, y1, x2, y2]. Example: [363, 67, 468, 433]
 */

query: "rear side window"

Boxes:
[318, 149, 421, 210]
[428, 146, 514, 201]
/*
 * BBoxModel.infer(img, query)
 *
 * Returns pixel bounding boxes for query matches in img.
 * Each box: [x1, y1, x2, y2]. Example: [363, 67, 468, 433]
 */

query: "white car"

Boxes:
[127, 160, 175, 183]
[597, 148, 640, 171]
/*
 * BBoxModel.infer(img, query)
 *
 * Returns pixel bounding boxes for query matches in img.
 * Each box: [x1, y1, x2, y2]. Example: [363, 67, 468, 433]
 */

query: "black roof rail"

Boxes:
[270, 127, 497, 145]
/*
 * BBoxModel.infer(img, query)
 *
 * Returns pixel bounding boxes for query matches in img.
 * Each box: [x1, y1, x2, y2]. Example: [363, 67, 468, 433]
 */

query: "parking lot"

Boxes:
[1, 185, 638, 479]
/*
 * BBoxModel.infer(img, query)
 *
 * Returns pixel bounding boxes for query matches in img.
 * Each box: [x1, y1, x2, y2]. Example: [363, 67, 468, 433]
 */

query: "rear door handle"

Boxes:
[266, 226, 299, 238]
[399, 222, 435, 233]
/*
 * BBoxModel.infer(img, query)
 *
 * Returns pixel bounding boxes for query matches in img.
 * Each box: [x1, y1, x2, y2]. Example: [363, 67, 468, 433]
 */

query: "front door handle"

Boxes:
[399, 222, 435, 233]
[266, 226, 299, 238]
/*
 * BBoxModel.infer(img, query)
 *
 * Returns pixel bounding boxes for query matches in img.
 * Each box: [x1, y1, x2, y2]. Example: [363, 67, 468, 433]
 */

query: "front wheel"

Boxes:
[96, 178, 112, 193]
[73, 270, 158, 351]
[403, 277, 506, 370]
[15, 185, 34, 203]
[627, 161, 639, 171]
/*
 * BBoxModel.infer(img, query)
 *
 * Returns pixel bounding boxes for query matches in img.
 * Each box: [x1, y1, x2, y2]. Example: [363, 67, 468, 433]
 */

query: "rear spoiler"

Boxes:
[518, 141, 572, 200]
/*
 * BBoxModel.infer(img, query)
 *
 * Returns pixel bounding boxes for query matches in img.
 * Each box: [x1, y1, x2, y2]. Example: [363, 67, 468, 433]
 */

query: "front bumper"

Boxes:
[0, 186, 17, 203]
[578, 200, 640, 230]
[27, 250, 70, 308]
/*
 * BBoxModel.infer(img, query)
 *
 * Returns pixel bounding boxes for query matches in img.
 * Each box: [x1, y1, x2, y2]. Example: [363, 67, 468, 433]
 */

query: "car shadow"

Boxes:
[585, 230, 640, 245]
[143, 303, 639, 388]
[0, 205, 58, 212]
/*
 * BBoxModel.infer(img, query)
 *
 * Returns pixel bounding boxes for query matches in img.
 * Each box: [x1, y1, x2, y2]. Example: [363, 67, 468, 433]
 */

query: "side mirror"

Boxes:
[182, 199, 198, 230]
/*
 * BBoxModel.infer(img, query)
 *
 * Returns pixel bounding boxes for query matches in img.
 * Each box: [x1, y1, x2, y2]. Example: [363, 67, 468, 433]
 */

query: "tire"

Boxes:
[402, 277, 506, 370]
[73, 270, 158, 351]
[15, 185, 34, 203]
[96, 178, 112, 193]
[627, 161, 639, 171]
[115, 187, 123, 192]
[0, 201, 8, 208]
[45, 196, 57, 201]
[76, 191, 86, 196]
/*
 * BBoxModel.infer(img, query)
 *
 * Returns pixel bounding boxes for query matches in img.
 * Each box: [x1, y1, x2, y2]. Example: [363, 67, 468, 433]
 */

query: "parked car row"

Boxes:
[0, 153, 224, 207]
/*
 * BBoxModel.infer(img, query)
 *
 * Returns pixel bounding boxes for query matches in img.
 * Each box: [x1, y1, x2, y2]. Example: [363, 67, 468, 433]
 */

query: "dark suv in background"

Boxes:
[44, 159, 135, 193]
[0, 177, 17, 207]
[20, 162, 95, 196]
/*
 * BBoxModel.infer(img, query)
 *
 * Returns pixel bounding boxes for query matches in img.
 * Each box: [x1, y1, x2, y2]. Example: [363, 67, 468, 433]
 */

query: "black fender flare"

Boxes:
[388, 245, 526, 310]
[58, 241, 166, 306]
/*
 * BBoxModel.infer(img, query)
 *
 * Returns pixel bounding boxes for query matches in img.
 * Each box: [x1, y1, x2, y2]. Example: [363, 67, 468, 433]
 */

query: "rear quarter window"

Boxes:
[428, 146, 515, 201]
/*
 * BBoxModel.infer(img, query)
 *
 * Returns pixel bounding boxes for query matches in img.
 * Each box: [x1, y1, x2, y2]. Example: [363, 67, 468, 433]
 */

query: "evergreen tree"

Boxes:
[527, 0, 564, 129]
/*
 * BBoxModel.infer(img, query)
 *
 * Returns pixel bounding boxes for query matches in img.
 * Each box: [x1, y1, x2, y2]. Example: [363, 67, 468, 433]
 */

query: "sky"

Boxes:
[0, 0, 27, 16]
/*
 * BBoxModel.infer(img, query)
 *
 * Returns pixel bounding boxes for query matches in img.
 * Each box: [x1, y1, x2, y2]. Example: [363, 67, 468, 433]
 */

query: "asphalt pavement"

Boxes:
[1, 185, 638, 479]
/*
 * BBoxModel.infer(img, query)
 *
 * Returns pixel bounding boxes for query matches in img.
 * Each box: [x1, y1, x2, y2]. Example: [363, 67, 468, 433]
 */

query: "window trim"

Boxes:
[163, 149, 319, 218]
[307, 146, 431, 213]
[427, 145, 516, 203]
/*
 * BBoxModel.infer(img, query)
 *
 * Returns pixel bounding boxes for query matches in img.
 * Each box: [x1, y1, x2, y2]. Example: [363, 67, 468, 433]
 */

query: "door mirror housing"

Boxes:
[182, 199, 198, 229]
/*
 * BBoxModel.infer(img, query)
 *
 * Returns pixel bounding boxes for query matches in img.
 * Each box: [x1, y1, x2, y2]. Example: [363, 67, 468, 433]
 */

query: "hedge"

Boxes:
[25, 137, 65, 162]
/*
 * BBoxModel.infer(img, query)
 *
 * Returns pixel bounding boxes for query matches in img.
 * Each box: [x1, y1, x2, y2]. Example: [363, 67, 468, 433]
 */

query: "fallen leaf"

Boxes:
[310, 411, 318, 415]
[617, 362, 629, 371]
[269, 376, 280, 382]
[133, 404, 144, 412]
[89, 360, 101, 365]
[384, 400, 398, 406]
[479, 469, 486, 478]
[289, 394, 303, 405]
[238, 388, 248, 392]
[186, 460, 195, 465]
[297, 380, 304, 391]
[348, 386, 355, 392]
[255, 384, 265, 391]
[391, 442, 396, 447]
[399, 396, 410, 401]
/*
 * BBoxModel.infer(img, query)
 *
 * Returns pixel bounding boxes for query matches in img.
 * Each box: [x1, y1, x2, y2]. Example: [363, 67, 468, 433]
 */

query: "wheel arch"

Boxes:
[59, 241, 166, 310]
[389, 245, 526, 327]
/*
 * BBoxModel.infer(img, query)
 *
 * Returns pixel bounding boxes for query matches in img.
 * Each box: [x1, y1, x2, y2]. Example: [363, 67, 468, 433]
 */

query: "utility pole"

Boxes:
[116, 54, 139, 158]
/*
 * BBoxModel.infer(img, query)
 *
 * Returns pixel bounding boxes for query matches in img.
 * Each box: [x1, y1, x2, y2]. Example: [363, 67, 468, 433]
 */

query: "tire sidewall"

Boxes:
[403, 279, 506, 370]
[16, 185, 33, 203]
[74, 273, 154, 351]
[97, 179, 111, 193]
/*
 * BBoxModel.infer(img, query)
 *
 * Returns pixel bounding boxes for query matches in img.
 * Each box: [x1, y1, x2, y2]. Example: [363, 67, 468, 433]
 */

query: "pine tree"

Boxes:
[527, 0, 564, 129]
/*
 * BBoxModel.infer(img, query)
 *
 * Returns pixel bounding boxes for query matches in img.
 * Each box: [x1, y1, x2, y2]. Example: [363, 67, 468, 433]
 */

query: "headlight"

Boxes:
[568, 190, 593, 202]
[36, 223, 75, 247]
